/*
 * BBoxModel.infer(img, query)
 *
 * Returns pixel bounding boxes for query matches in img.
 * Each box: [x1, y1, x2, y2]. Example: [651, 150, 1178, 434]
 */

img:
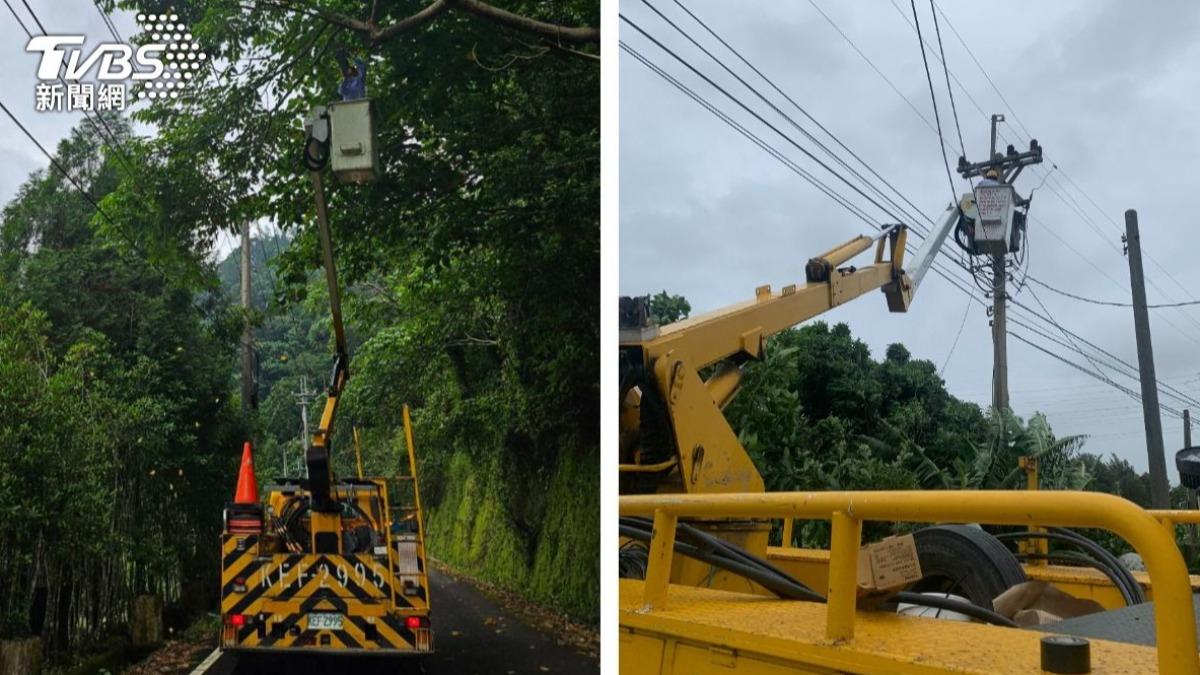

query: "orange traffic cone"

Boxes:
[233, 441, 258, 504]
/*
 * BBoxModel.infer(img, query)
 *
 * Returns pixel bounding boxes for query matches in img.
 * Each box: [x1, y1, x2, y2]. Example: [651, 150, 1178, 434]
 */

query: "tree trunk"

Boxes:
[130, 595, 162, 647]
[0, 637, 42, 675]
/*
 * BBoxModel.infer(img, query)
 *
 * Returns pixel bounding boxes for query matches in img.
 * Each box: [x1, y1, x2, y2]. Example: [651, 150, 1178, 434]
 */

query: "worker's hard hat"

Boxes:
[985, 168, 1000, 179]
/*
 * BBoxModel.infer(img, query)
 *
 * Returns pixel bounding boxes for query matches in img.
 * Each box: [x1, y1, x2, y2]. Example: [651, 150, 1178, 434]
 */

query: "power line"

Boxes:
[0, 96, 156, 268]
[18, 0, 143, 183]
[805, 0, 950, 155]
[623, 16, 1199, 417]
[619, 13, 918, 230]
[92, 0, 124, 43]
[619, 42, 884, 231]
[2, 0, 32, 35]
[925, 0, 966, 161]
[1029, 277, 1200, 309]
[663, 0, 939, 235]
[939, 291, 974, 376]
[631, 1, 932, 235]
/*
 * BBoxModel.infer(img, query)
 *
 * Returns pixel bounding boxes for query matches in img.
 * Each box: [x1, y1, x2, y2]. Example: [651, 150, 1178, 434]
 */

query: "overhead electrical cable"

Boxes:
[927, 0, 966, 158]
[1028, 278, 1200, 309]
[907, 0, 958, 203]
[664, 0, 940, 234]
[631, 2, 930, 233]
[622, 15, 1193, 414]
[620, 42, 883, 229]
[619, 13, 920, 230]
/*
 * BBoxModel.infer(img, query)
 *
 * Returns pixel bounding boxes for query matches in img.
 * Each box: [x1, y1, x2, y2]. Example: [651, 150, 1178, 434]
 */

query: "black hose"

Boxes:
[1016, 550, 1128, 593]
[624, 516, 815, 593]
[995, 530, 1143, 605]
[304, 136, 330, 171]
[617, 523, 826, 603]
[998, 530, 1142, 606]
[893, 591, 1017, 628]
[618, 520, 1017, 626]
[619, 540, 648, 579]
[1015, 549, 1129, 600]
[1049, 527, 1145, 605]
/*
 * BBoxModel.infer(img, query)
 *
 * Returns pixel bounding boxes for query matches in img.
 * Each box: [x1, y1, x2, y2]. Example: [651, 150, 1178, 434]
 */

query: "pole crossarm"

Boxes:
[620, 490, 1198, 675]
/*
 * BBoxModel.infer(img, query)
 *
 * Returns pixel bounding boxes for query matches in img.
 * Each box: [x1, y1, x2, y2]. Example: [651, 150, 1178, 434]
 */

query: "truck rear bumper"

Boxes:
[221, 614, 433, 653]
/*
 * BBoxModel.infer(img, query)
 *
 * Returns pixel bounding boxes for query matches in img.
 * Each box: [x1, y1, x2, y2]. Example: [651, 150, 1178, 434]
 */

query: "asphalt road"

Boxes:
[193, 570, 596, 675]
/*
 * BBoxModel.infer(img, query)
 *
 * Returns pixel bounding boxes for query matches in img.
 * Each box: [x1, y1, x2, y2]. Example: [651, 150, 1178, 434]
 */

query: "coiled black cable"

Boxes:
[304, 134, 330, 171]
[995, 529, 1144, 605]
[618, 517, 1017, 627]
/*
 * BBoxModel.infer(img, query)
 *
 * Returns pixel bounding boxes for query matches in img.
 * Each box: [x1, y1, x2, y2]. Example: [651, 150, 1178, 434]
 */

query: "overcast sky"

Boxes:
[0, 1, 250, 256]
[620, 0, 1200, 480]
[1, 2, 138, 203]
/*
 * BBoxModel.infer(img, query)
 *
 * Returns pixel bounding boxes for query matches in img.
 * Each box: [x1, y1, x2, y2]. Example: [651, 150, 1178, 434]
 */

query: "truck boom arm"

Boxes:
[618, 206, 958, 496]
[304, 109, 350, 516]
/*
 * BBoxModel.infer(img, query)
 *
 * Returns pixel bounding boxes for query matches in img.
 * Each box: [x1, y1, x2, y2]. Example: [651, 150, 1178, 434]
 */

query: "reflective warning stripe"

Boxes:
[221, 536, 430, 652]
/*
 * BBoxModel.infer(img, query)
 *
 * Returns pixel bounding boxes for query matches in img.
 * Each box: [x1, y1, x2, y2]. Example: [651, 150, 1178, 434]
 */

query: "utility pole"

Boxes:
[240, 220, 256, 412]
[988, 116, 1009, 413]
[959, 114, 1040, 414]
[1124, 209, 1169, 509]
[293, 376, 316, 478]
[1186, 410, 1199, 548]
[991, 255, 1009, 412]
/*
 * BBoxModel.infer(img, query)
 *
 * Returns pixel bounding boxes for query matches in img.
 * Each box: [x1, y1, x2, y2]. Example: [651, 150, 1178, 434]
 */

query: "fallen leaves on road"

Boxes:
[431, 560, 599, 661]
[123, 639, 212, 675]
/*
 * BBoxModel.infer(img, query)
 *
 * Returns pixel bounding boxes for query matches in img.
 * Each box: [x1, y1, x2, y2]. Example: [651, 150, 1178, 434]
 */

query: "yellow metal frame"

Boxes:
[618, 228, 913, 493]
[620, 490, 1199, 675]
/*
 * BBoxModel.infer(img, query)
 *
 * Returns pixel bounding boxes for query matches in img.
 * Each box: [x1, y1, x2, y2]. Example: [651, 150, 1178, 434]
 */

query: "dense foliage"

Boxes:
[0, 0, 599, 658]
[0, 119, 246, 649]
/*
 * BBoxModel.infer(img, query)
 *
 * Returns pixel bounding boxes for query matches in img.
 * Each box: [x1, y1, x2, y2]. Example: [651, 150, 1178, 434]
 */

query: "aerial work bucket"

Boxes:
[328, 98, 379, 184]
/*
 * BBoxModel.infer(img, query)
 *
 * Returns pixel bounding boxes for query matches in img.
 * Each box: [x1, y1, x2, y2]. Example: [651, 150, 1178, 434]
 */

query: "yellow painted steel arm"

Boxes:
[618, 207, 958, 498]
[620, 490, 1199, 675]
[631, 226, 910, 370]
[304, 132, 350, 516]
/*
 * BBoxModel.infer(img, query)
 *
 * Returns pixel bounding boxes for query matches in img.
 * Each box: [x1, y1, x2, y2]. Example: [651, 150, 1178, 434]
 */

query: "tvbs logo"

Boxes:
[27, 13, 206, 112]
[27, 36, 167, 82]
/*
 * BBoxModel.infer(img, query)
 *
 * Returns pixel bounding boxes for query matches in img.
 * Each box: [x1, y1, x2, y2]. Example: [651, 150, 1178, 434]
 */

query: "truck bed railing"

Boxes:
[619, 490, 1199, 675]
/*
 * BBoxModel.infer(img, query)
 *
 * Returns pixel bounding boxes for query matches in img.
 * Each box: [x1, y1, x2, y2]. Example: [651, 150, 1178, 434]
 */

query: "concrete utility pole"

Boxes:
[293, 376, 316, 478]
[988, 114, 1009, 413]
[1124, 209, 1169, 509]
[1187, 408, 1193, 449]
[957, 113, 1041, 417]
[1186, 410, 1199, 546]
[240, 220, 256, 411]
[991, 254, 1009, 412]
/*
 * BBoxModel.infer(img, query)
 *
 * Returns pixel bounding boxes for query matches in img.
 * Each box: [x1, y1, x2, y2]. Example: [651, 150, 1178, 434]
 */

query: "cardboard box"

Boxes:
[993, 581, 1104, 622]
[857, 534, 922, 595]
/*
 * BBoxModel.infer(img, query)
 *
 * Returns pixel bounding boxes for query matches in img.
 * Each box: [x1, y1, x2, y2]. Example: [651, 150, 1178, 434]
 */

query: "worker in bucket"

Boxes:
[336, 49, 367, 101]
[977, 167, 1002, 187]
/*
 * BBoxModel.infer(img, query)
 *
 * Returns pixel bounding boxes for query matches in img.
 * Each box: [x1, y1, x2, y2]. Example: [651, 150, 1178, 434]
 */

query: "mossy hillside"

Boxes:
[425, 448, 598, 623]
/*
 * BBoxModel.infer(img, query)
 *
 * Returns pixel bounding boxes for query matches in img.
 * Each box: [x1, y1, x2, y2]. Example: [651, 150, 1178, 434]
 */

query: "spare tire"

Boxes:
[909, 525, 1026, 610]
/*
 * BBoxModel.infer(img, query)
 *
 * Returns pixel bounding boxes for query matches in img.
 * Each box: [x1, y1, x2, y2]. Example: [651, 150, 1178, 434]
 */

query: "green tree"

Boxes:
[647, 290, 691, 324]
[0, 118, 245, 651]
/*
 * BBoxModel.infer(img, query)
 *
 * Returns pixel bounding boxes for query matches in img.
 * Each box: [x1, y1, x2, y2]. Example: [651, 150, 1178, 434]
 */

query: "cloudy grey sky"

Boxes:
[620, 0, 1200, 479]
[0, 2, 249, 256]
[0, 1, 139, 203]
